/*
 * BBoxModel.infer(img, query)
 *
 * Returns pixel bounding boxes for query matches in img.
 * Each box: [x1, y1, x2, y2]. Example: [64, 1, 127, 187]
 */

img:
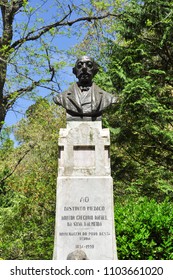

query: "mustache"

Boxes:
[78, 71, 92, 77]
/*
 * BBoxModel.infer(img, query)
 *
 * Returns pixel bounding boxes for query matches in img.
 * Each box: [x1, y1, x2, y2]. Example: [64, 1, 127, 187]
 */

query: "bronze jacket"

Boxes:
[53, 83, 118, 116]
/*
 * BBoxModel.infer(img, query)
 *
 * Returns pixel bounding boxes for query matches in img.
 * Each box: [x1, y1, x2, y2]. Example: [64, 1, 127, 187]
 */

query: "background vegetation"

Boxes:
[0, 0, 172, 259]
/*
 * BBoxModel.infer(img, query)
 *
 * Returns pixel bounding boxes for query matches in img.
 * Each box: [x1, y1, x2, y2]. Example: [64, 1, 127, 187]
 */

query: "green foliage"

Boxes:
[115, 197, 173, 260]
[0, 192, 55, 259]
[102, 0, 173, 200]
[0, 98, 66, 259]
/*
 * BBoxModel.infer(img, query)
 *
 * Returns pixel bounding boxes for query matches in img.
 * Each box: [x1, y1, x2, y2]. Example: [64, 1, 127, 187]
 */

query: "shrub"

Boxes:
[115, 197, 173, 259]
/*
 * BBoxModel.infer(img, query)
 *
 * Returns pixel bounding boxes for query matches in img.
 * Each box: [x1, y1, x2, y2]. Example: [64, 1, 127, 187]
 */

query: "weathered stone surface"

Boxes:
[58, 121, 111, 177]
[53, 121, 117, 260]
[53, 177, 117, 260]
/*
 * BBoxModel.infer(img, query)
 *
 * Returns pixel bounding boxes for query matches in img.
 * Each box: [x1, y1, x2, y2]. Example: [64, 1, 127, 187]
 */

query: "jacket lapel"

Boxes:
[91, 83, 103, 112]
[66, 83, 103, 114]
[66, 84, 83, 113]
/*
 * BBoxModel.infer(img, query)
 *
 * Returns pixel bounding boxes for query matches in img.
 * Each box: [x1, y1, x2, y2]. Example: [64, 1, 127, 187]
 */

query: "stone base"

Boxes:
[53, 121, 117, 260]
[53, 176, 117, 260]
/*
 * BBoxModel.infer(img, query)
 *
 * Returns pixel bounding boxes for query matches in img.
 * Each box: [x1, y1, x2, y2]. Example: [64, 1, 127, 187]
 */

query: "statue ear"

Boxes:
[93, 61, 99, 76]
[73, 67, 76, 75]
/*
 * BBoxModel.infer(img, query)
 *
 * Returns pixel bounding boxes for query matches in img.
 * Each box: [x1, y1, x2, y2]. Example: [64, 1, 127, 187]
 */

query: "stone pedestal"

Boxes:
[53, 121, 117, 260]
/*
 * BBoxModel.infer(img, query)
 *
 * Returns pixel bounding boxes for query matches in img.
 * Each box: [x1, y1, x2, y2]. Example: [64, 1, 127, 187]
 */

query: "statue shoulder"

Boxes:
[93, 83, 119, 104]
[53, 83, 78, 107]
[62, 83, 77, 95]
[93, 83, 110, 94]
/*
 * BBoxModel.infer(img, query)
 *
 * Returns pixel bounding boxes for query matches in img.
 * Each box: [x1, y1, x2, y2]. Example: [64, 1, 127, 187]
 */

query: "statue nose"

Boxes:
[82, 64, 87, 72]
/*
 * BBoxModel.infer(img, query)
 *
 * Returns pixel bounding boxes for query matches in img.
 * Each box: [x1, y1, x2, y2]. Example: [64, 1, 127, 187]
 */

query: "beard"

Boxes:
[77, 71, 93, 85]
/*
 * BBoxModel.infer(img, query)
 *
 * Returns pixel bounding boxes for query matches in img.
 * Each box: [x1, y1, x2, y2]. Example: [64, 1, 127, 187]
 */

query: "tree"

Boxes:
[0, 0, 118, 133]
[0, 98, 65, 259]
[115, 197, 173, 260]
[103, 0, 173, 200]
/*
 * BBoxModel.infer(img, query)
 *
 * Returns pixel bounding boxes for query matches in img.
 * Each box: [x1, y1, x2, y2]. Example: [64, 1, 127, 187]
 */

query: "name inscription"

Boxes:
[58, 196, 112, 250]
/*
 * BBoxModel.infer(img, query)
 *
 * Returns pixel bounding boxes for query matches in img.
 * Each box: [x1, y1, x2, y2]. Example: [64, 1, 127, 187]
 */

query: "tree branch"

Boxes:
[0, 142, 35, 184]
[5, 76, 55, 109]
[11, 10, 120, 50]
[43, 42, 55, 81]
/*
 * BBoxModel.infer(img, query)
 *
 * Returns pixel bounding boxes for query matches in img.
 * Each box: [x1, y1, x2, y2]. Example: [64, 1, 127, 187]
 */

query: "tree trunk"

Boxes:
[0, 102, 6, 132]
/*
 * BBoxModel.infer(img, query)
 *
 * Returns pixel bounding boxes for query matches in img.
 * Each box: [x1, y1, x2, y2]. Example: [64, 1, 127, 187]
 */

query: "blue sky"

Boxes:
[4, 0, 89, 129]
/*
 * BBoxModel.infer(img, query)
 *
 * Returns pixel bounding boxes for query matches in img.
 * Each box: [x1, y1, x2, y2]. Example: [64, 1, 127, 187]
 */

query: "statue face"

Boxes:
[74, 56, 95, 85]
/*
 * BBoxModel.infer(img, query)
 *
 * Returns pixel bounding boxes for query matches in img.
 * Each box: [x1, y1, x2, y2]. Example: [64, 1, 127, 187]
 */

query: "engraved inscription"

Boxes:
[58, 195, 111, 251]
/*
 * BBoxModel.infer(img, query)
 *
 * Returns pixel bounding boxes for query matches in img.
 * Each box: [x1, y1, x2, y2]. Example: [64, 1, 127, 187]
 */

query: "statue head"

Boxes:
[73, 56, 99, 85]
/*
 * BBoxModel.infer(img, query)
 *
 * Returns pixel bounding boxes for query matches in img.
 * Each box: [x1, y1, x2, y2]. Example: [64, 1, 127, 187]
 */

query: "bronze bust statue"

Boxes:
[53, 56, 118, 120]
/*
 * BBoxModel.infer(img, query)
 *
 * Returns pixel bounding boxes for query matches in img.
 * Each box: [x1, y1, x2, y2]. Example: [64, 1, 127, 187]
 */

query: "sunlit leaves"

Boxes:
[115, 197, 173, 259]
[0, 99, 65, 259]
[101, 0, 173, 200]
